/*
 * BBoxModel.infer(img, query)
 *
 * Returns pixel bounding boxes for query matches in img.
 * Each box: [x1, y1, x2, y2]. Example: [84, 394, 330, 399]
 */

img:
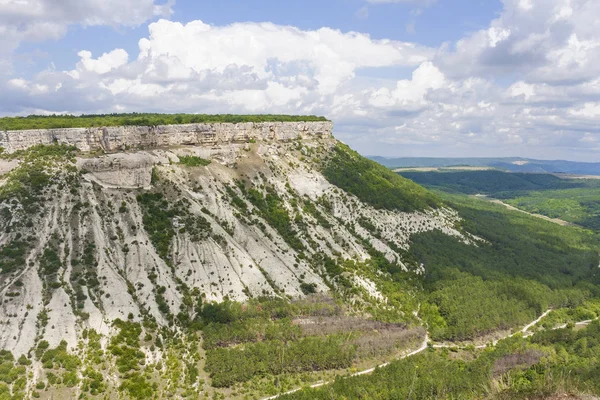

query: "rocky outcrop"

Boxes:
[0, 121, 333, 153]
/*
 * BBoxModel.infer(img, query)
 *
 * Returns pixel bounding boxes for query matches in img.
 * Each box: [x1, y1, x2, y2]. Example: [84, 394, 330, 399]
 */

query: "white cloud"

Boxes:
[3, 0, 600, 161]
[509, 81, 535, 99]
[570, 102, 600, 118]
[135, 19, 432, 95]
[436, 0, 600, 83]
[78, 49, 129, 75]
[488, 28, 511, 48]
[0, 0, 172, 74]
[368, 62, 446, 108]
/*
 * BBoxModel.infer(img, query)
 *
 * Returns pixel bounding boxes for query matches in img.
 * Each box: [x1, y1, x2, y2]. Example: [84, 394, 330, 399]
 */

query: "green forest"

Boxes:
[0, 113, 328, 131]
[412, 193, 599, 341]
[399, 170, 600, 231]
[281, 321, 600, 399]
[277, 190, 600, 398]
[322, 143, 441, 212]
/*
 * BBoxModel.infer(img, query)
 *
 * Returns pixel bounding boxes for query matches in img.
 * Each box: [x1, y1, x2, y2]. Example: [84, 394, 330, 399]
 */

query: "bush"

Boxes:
[178, 155, 211, 167]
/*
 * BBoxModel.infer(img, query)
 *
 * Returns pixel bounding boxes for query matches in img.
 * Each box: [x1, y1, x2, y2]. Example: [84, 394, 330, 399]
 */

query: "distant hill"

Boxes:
[397, 170, 583, 196]
[369, 156, 600, 176]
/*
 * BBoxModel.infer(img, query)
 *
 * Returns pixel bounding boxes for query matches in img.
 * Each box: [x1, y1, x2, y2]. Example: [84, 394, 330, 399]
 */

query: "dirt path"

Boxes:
[474, 195, 573, 227]
[263, 309, 558, 399]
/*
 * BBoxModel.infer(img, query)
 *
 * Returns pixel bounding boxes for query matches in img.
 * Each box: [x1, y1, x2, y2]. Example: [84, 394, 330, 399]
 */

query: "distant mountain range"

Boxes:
[369, 156, 600, 176]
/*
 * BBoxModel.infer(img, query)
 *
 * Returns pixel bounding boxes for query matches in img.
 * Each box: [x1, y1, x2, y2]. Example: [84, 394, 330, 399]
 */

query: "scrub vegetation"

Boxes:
[0, 113, 329, 131]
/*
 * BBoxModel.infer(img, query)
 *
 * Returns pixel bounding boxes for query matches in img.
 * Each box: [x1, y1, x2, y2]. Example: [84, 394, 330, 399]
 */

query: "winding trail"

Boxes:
[262, 308, 570, 400]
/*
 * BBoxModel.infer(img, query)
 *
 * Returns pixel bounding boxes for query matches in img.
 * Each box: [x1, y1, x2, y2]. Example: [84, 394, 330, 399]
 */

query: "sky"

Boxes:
[1, 0, 600, 161]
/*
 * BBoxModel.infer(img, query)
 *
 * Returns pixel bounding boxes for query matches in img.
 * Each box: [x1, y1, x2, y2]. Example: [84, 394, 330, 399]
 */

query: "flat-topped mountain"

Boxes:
[0, 115, 469, 398]
[0, 114, 597, 400]
[0, 114, 332, 153]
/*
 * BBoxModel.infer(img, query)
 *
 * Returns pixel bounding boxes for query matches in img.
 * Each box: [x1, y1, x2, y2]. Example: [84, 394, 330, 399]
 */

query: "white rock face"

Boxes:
[0, 122, 471, 362]
[0, 121, 333, 153]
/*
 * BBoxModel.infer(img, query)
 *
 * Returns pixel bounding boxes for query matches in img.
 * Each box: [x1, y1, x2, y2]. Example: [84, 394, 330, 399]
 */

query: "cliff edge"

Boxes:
[0, 121, 334, 153]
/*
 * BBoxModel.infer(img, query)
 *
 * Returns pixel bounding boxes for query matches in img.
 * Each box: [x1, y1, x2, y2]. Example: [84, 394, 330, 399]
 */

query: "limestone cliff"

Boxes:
[0, 121, 333, 153]
[0, 121, 472, 398]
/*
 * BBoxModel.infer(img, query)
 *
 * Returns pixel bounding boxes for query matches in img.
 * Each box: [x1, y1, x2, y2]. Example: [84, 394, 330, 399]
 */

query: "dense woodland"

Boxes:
[0, 113, 328, 131]
[282, 321, 600, 399]
[400, 170, 600, 231]
[412, 193, 599, 341]
[323, 143, 441, 212]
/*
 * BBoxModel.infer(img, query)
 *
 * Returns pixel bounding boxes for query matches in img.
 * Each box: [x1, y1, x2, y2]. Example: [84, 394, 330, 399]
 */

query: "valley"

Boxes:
[0, 115, 598, 399]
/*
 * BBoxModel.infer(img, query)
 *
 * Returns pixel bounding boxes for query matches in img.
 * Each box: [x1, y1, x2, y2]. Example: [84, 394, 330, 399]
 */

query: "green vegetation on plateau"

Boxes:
[0, 113, 328, 131]
[323, 143, 440, 212]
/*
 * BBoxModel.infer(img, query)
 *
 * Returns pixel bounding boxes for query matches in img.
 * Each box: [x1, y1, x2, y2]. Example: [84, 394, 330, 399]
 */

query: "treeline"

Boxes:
[0, 113, 329, 131]
[206, 335, 355, 387]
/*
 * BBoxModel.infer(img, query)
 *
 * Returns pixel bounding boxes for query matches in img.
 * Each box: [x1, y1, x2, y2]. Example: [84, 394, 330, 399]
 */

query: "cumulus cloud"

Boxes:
[0, 0, 173, 74]
[1, 18, 433, 115]
[436, 0, 600, 83]
[2, 0, 600, 160]
[136, 20, 432, 94]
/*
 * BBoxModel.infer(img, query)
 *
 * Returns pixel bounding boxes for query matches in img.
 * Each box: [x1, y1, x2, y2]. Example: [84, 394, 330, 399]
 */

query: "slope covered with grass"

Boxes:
[322, 143, 441, 212]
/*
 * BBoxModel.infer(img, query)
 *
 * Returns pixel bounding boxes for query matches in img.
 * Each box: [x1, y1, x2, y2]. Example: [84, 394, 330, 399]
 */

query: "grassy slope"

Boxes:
[322, 143, 441, 212]
[0, 113, 329, 131]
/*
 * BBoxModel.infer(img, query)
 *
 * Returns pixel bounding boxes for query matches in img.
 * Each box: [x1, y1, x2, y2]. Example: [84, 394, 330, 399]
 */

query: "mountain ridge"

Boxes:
[369, 156, 600, 175]
[0, 117, 597, 399]
[0, 119, 473, 399]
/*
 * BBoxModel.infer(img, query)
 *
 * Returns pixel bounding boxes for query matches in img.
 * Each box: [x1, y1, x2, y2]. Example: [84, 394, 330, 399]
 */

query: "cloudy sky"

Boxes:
[1, 0, 600, 161]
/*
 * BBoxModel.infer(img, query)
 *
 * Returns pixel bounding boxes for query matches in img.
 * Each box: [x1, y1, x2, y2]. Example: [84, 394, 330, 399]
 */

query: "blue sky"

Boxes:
[14, 1, 502, 75]
[2, 0, 600, 161]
